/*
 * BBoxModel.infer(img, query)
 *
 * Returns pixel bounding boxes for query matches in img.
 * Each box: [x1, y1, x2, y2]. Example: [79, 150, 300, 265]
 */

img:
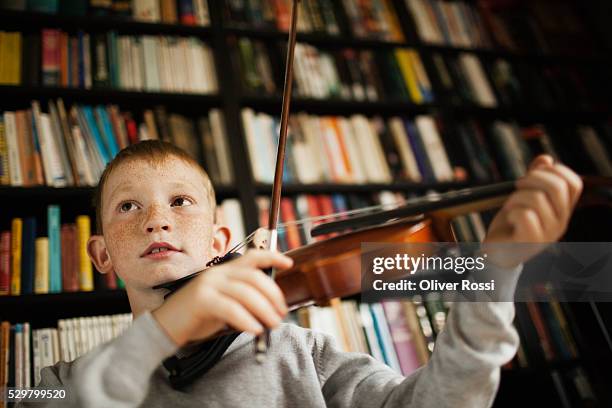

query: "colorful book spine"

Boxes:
[47, 205, 62, 293]
[0, 231, 10, 295]
[10, 218, 23, 295]
[76, 216, 93, 291]
[34, 237, 50, 294]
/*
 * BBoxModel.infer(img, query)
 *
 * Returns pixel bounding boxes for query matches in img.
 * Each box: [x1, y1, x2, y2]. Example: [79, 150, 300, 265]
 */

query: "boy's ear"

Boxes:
[211, 225, 231, 257]
[87, 235, 114, 275]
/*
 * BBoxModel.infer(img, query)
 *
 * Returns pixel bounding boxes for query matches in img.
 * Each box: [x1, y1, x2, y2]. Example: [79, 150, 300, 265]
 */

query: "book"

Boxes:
[20, 217, 36, 295]
[34, 237, 49, 294]
[76, 215, 93, 291]
[382, 301, 421, 375]
[0, 232, 10, 295]
[47, 205, 62, 293]
[10, 218, 22, 295]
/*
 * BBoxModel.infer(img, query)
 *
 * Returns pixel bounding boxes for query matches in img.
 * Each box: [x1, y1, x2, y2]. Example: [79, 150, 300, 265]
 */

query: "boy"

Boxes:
[21, 141, 582, 407]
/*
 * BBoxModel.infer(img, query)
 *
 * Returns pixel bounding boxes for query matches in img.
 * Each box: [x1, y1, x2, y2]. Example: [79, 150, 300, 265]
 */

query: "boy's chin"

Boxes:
[147, 264, 206, 288]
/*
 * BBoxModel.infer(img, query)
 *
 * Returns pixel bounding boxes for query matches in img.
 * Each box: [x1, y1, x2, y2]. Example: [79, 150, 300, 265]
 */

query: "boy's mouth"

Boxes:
[141, 242, 181, 258]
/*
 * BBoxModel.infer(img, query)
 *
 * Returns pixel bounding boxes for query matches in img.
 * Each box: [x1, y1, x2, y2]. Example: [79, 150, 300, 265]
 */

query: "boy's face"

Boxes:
[89, 157, 224, 289]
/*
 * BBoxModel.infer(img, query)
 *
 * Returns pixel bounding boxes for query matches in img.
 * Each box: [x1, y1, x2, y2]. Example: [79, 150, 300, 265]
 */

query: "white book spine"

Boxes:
[71, 126, 96, 186]
[209, 109, 233, 184]
[39, 329, 52, 373]
[298, 114, 328, 182]
[460, 53, 497, 107]
[40, 114, 68, 187]
[220, 199, 245, 249]
[241, 108, 264, 182]
[58, 320, 68, 362]
[3, 111, 23, 186]
[202, 45, 218, 93]
[15, 327, 23, 389]
[142, 37, 160, 91]
[415, 115, 453, 181]
[33, 330, 41, 386]
[23, 323, 30, 388]
[389, 117, 421, 182]
[337, 117, 367, 183]
[50, 329, 60, 365]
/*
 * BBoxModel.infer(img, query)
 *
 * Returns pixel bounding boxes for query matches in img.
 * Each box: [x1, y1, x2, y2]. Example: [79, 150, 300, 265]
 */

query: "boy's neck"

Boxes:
[126, 286, 165, 317]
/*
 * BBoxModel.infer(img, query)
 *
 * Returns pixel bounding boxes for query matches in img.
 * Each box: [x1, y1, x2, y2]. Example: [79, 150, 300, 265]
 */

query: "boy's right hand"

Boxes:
[152, 250, 293, 347]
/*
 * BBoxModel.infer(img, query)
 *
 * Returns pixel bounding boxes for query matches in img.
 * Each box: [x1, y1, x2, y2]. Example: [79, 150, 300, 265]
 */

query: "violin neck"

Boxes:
[310, 181, 516, 237]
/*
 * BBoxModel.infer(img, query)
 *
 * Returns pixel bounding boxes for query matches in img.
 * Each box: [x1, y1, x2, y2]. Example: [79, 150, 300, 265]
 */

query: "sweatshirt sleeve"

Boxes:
[318, 266, 522, 408]
[16, 311, 178, 408]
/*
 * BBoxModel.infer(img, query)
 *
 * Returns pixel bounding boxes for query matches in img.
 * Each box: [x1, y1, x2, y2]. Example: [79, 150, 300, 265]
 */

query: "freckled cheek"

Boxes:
[175, 214, 213, 254]
[105, 220, 141, 260]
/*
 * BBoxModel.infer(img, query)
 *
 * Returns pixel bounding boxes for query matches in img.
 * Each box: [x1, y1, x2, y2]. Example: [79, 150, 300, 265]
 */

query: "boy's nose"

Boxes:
[143, 207, 172, 233]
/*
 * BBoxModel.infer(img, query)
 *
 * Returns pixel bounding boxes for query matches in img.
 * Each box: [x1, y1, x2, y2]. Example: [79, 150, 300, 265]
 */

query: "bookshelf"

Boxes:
[1, 0, 611, 406]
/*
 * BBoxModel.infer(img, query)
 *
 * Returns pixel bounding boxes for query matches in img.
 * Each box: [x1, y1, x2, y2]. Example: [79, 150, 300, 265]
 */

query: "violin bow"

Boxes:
[255, 0, 301, 362]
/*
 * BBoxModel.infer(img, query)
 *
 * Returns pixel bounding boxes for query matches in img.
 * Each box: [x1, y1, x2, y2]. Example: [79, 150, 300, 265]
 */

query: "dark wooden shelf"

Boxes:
[255, 181, 471, 195]
[0, 9, 212, 37]
[242, 95, 434, 115]
[0, 86, 222, 109]
[222, 26, 610, 65]
[0, 185, 239, 200]
[0, 290, 130, 328]
[242, 95, 610, 121]
[224, 26, 407, 49]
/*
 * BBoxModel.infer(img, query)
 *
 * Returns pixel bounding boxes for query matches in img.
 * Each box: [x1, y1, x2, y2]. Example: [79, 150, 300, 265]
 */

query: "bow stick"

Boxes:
[255, 0, 301, 362]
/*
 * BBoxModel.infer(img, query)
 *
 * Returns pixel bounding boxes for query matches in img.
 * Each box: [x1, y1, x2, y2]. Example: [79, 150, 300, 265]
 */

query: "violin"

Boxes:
[154, 0, 612, 389]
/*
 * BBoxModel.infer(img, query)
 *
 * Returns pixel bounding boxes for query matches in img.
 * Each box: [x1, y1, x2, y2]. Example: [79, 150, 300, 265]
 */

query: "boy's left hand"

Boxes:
[482, 155, 583, 268]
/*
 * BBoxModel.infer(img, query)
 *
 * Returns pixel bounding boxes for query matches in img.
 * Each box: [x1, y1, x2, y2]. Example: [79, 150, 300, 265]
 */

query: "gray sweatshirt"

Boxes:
[18, 268, 521, 408]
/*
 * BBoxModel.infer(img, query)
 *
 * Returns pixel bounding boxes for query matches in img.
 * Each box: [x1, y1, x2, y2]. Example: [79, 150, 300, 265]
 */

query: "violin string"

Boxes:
[226, 197, 414, 254]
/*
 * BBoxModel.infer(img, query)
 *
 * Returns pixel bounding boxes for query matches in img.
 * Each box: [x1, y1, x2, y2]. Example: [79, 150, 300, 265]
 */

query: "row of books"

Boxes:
[308, 296, 581, 367]
[0, 30, 218, 94]
[132, 0, 210, 25]
[234, 36, 600, 112]
[476, 0, 593, 56]
[232, 37, 433, 103]
[224, 0, 340, 35]
[0, 100, 233, 187]
[0, 211, 95, 296]
[224, 0, 404, 42]
[242, 110, 455, 185]
[0, 297, 594, 406]
[297, 297, 595, 405]
[406, 0, 493, 49]
[0, 314, 132, 392]
[432, 53, 606, 111]
[0, 0, 209, 26]
[0, 198, 245, 296]
[341, 0, 404, 41]
[222, 0, 593, 57]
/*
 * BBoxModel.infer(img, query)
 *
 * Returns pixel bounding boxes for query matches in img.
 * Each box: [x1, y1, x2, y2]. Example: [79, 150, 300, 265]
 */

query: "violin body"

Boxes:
[278, 218, 440, 309]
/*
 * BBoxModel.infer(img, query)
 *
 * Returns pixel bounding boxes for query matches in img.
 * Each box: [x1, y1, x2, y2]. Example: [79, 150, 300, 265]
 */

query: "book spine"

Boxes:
[10, 218, 23, 295]
[41, 29, 60, 86]
[34, 237, 49, 294]
[20, 217, 36, 295]
[47, 205, 62, 293]
[178, 0, 196, 25]
[3, 112, 23, 186]
[76, 216, 93, 291]
[0, 231, 10, 295]
[0, 119, 9, 185]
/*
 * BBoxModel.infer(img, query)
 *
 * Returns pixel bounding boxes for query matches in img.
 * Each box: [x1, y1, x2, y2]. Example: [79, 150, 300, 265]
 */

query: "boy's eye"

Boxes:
[119, 202, 138, 213]
[171, 197, 193, 207]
